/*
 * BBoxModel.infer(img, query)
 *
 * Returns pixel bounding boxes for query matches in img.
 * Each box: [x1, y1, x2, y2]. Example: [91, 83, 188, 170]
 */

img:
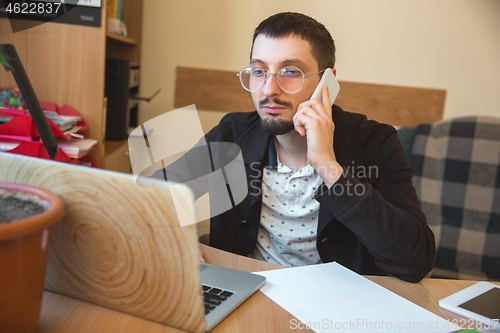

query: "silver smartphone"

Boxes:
[310, 68, 340, 103]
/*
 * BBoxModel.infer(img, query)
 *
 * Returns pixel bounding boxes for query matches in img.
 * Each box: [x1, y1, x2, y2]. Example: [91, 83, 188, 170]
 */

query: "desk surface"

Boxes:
[35, 244, 499, 333]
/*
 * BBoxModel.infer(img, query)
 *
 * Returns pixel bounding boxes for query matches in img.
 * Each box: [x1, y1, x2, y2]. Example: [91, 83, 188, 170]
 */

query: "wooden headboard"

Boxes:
[174, 67, 446, 127]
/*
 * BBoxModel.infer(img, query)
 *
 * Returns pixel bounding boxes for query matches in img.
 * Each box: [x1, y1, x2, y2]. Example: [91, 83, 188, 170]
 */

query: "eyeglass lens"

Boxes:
[239, 66, 304, 93]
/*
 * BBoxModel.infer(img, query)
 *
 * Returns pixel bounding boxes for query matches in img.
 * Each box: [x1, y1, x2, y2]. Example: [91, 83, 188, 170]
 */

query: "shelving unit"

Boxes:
[105, 31, 137, 45]
[0, 0, 143, 172]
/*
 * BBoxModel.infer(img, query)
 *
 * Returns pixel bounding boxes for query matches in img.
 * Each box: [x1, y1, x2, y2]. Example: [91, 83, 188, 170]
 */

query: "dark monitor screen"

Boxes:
[0, 43, 58, 159]
[459, 287, 500, 321]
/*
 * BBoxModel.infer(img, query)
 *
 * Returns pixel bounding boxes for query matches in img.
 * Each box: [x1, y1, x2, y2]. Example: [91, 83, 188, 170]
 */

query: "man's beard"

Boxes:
[259, 96, 294, 135]
[261, 117, 295, 135]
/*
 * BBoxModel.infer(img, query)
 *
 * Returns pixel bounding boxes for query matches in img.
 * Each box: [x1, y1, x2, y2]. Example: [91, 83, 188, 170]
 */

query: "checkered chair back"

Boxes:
[411, 116, 500, 281]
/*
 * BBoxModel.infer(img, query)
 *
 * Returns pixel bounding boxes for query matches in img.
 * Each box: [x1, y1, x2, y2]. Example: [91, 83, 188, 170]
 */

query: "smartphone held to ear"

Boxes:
[310, 68, 340, 104]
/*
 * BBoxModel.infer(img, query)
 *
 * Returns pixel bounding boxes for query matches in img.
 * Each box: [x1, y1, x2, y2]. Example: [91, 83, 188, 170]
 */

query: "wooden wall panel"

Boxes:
[175, 66, 445, 127]
[175, 67, 255, 112]
[335, 81, 446, 127]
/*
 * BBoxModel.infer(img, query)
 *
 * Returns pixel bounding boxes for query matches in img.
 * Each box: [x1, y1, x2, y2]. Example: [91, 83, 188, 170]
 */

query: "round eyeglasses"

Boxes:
[237, 66, 326, 94]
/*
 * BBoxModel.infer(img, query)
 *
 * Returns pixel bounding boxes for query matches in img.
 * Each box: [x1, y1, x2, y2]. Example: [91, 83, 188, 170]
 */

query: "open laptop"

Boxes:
[0, 152, 265, 332]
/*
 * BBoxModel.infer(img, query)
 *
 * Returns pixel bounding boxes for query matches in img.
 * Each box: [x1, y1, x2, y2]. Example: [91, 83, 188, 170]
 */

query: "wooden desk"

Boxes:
[35, 244, 499, 333]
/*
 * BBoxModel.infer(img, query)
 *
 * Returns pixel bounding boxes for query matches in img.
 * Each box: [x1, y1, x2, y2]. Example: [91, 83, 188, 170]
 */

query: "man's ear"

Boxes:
[331, 68, 337, 77]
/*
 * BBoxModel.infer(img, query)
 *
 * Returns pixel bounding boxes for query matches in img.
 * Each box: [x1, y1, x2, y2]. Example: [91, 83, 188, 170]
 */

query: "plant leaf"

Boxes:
[0, 54, 14, 71]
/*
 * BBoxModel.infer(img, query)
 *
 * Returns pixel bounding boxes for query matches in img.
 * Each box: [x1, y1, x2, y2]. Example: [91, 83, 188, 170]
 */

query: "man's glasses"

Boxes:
[237, 66, 326, 94]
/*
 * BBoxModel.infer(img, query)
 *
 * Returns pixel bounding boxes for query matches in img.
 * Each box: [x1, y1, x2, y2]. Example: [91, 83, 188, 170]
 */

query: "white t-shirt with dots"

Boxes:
[249, 159, 324, 267]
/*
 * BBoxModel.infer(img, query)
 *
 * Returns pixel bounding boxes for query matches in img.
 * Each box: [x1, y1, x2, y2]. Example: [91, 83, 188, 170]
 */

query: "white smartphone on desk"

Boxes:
[310, 68, 340, 104]
[439, 281, 500, 328]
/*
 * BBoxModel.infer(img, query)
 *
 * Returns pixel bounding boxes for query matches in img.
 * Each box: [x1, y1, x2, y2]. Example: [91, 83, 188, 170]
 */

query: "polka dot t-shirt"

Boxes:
[249, 158, 324, 267]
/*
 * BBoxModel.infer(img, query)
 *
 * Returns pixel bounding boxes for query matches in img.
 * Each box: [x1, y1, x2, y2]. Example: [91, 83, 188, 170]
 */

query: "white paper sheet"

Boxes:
[257, 262, 458, 333]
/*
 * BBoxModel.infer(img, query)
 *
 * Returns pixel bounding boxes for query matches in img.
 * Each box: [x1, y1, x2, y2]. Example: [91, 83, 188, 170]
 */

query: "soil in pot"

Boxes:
[0, 190, 50, 224]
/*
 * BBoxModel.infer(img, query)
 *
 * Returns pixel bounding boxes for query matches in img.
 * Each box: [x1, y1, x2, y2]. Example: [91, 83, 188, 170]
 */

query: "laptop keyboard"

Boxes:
[202, 284, 234, 315]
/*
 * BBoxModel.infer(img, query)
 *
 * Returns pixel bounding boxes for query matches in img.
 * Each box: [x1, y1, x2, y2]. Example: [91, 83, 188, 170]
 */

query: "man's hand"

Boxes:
[199, 249, 205, 262]
[293, 86, 343, 187]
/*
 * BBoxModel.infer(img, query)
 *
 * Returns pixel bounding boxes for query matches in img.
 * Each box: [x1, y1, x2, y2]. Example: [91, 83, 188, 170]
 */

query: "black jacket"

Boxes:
[161, 105, 436, 282]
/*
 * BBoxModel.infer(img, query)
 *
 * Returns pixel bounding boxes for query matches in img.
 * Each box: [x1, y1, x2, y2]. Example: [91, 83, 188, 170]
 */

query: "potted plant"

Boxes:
[0, 181, 64, 333]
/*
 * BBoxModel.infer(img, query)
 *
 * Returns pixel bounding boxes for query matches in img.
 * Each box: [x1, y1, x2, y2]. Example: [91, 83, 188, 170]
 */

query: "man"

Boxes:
[167, 12, 435, 282]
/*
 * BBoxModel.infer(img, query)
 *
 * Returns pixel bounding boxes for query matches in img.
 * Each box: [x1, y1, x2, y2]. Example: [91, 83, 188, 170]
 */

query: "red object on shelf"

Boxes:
[0, 134, 33, 142]
[6, 141, 76, 164]
[0, 104, 96, 167]
[79, 154, 98, 168]
[0, 105, 87, 139]
[0, 109, 32, 136]
[40, 103, 88, 132]
[31, 118, 72, 139]
[4, 140, 97, 166]
[0, 108, 68, 139]
[39, 103, 56, 112]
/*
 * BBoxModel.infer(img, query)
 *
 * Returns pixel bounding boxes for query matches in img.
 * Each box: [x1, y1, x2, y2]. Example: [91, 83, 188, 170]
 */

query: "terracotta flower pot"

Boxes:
[0, 182, 64, 333]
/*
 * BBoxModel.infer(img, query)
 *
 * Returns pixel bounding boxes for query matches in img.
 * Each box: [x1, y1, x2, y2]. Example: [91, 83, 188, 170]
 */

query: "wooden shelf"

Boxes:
[103, 140, 127, 157]
[106, 31, 137, 45]
[102, 140, 131, 173]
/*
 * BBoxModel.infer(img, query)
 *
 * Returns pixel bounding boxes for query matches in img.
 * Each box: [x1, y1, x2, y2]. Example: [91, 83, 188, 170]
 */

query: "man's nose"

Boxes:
[262, 73, 282, 97]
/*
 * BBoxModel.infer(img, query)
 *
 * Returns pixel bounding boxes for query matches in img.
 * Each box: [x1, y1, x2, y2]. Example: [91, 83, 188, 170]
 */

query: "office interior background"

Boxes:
[139, 0, 500, 132]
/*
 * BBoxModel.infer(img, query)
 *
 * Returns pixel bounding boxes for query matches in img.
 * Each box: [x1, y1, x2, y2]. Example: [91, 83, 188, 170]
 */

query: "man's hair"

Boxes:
[251, 12, 336, 71]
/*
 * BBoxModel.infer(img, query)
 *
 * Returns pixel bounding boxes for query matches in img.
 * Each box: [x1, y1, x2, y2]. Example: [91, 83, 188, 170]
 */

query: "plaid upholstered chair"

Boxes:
[410, 116, 500, 281]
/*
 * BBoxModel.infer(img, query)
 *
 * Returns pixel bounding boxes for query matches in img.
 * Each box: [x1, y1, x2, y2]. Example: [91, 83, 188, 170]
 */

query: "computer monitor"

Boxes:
[0, 43, 58, 159]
